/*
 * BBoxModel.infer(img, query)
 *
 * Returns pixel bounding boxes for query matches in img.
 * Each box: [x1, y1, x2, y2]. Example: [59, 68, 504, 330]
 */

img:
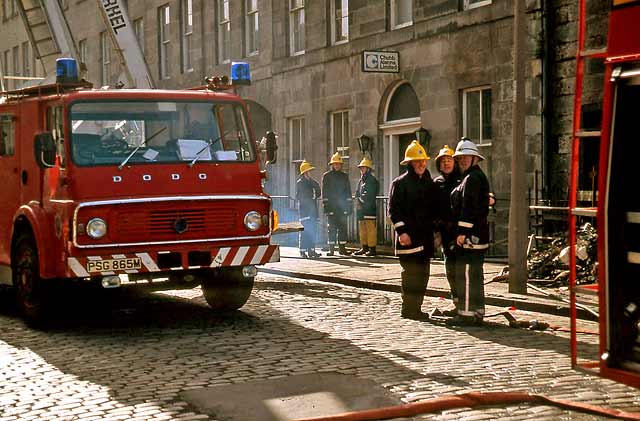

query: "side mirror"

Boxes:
[264, 131, 278, 164]
[34, 133, 56, 168]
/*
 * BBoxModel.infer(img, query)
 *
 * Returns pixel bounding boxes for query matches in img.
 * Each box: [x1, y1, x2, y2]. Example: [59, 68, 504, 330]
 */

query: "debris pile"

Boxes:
[527, 223, 598, 286]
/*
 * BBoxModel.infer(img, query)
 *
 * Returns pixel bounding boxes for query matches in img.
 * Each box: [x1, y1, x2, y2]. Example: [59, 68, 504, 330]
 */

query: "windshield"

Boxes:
[70, 101, 255, 166]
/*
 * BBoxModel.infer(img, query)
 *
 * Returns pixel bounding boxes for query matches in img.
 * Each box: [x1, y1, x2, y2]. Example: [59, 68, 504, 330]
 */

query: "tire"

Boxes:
[201, 268, 254, 312]
[12, 233, 48, 325]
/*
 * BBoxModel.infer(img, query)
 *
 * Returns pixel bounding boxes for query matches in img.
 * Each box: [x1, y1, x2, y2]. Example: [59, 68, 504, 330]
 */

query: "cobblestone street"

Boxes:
[1, 273, 639, 420]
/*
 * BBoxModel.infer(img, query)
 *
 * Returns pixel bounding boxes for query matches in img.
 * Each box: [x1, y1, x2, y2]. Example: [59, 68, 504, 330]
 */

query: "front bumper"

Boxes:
[67, 244, 280, 277]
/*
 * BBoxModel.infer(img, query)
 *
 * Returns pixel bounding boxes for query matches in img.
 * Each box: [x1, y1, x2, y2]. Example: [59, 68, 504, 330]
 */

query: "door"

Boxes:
[0, 112, 20, 265]
[605, 78, 640, 367]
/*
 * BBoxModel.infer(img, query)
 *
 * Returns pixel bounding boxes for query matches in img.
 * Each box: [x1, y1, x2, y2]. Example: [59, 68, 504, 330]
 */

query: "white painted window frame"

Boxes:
[330, 0, 349, 45]
[390, 0, 412, 30]
[133, 18, 145, 55]
[464, 0, 492, 10]
[158, 5, 171, 80]
[289, 0, 305, 56]
[218, 0, 231, 64]
[330, 109, 350, 160]
[288, 116, 306, 196]
[245, 0, 259, 56]
[181, 0, 194, 72]
[462, 85, 492, 146]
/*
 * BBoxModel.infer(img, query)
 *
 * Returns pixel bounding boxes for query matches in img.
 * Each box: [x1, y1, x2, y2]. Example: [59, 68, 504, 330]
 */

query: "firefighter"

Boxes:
[322, 152, 353, 256]
[447, 138, 491, 326]
[353, 157, 380, 257]
[389, 140, 438, 320]
[296, 160, 321, 258]
[433, 144, 462, 316]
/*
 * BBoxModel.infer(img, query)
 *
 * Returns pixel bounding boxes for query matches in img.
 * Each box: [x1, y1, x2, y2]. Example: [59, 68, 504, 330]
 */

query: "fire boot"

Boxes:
[326, 245, 335, 257]
[365, 247, 377, 257]
[338, 245, 351, 256]
[307, 249, 321, 258]
[353, 246, 369, 256]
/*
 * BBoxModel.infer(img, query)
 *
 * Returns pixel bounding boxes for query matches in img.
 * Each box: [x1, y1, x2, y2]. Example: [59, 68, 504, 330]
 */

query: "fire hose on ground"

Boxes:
[293, 391, 640, 421]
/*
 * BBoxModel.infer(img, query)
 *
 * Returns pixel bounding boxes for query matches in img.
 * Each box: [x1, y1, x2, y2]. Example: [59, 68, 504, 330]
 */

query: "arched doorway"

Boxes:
[378, 81, 422, 194]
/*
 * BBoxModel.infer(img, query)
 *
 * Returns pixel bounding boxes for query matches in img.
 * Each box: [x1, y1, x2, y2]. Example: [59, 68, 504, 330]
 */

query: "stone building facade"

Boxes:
[0, 0, 610, 253]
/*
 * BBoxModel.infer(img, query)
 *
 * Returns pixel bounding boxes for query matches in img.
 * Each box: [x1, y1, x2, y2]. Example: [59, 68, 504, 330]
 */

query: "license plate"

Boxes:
[86, 257, 142, 272]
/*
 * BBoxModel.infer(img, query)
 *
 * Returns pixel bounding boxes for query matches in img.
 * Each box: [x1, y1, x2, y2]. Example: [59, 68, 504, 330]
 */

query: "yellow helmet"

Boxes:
[299, 160, 315, 175]
[400, 140, 430, 165]
[358, 157, 374, 169]
[435, 144, 455, 162]
[328, 152, 344, 165]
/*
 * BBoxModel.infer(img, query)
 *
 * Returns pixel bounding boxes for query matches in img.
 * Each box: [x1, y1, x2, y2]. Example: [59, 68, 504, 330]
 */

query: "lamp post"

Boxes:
[415, 127, 431, 150]
[358, 134, 372, 156]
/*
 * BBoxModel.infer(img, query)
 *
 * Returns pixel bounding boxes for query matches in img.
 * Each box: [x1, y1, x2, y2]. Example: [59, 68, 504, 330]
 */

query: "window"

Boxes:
[158, 5, 170, 79]
[21, 42, 30, 79]
[289, 0, 305, 56]
[2, 50, 9, 90]
[245, 0, 259, 56]
[391, 0, 412, 29]
[288, 116, 305, 195]
[47, 106, 65, 166]
[181, 0, 193, 72]
[133, 18, 145, 55]
[78, 39, 87, 66]
[0, 114, 15, 156]
[330, 110, 350, 168]
[4, 0, 17, 19]
[12, 45, 19, 88]
[462, 86, 492, 145]
[100, 32, 110, 86]
[464, 0, 491, 10]
[217, 0, 230, 63]
[331, 0, 348, 45]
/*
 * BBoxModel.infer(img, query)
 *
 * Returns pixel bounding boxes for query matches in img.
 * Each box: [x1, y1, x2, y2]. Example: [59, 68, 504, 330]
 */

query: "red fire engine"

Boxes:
[570, 0, 640, 388]
[0, 61, 279, 324]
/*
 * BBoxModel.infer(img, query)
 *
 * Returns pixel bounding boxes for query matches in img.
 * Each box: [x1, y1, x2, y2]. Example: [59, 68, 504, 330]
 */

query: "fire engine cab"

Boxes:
[0, 59, 279, 324]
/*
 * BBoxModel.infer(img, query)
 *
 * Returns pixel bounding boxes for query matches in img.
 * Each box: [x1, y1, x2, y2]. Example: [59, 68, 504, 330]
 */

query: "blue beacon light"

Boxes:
[231, 62, 251, 86]
[56, 58, 79, 84]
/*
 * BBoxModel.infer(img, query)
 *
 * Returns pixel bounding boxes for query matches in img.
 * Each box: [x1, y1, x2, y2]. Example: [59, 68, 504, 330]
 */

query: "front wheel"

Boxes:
[201, 268, 254, 312]
[12, 233, 48, 325]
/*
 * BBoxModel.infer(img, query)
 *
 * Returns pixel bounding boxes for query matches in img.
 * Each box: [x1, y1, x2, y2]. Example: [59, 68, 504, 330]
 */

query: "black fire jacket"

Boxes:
[321, 169, 352, 215]
[450, 165, 490, 251]
[296, 176, 321, 220]
[355, 170, 379, 220]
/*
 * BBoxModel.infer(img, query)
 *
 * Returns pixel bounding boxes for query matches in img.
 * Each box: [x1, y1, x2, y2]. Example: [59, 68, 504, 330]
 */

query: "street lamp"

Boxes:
[415, 127, 431, 149]
[358, 134, 372, 155]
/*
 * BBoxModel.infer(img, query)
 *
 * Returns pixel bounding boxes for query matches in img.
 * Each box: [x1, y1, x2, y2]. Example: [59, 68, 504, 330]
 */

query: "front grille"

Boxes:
[113, 206, 237, 242]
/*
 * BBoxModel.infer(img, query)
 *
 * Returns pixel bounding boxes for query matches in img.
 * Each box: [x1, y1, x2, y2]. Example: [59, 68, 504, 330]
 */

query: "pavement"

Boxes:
[263, 247, 597, 320]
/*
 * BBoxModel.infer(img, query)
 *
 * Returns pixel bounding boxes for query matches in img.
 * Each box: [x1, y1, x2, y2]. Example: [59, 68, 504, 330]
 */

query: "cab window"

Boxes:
[0, 114, 15, 156]
[47, 105, 65, 166]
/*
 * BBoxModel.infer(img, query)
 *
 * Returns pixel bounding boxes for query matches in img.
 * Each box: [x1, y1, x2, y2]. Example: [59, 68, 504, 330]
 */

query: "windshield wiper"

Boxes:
[188, 131, 230, 167]
[118, 126, 167, 170]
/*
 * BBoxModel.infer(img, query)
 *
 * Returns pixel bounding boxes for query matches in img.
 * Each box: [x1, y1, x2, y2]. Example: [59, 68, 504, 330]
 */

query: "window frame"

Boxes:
[21, 41, 30, 79]
[390, 0, 412, 30]
[330, 0, 349, 45]
[288, 116, 306, 196]
[158, 4, 171, 80]
[463, 0, 492, 10]
[78, 39, 87, 67]
[180, 0, 193, 73]
[133, 18, 145, 55]
[245, 0, 259, 56]
[218, 0, 231, 64]
[330, 109, 350, 166]
[462, 85, 492, 146]
[100, 31, 110, 86]
[11, 45, 19, 89]
[289, 0, 305, 56]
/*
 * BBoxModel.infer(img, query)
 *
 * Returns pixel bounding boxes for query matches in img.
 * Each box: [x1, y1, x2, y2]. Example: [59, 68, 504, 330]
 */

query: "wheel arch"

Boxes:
[12, 206, 56, 279]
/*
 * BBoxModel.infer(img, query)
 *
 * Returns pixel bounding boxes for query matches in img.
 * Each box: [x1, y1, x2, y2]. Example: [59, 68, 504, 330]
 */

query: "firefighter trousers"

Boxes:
[299, 217, 317, 251]
[399, 253, 431, 314]
[453, 250, 485, 318]
[327, 213, 348, 245]
[443, 253, 458, 305]
[358, 219, 377, 247]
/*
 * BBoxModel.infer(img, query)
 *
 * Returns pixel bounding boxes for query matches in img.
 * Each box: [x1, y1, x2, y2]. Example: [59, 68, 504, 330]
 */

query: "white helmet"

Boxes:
[453, 137, 485, 161]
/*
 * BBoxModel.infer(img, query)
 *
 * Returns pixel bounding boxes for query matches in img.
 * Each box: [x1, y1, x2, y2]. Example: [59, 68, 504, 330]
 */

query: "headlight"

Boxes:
[86, 218, 107, 239]
[244, 211, 262, 231]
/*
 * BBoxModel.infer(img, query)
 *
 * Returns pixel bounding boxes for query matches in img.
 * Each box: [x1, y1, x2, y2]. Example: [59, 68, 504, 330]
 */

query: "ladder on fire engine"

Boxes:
[568, 0, 607, 370]
[16, 0, 79, 79]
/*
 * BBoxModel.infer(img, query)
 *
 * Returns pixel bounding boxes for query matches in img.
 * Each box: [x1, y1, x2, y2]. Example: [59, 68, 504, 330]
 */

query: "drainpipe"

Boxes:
[542, 0, 553, 201]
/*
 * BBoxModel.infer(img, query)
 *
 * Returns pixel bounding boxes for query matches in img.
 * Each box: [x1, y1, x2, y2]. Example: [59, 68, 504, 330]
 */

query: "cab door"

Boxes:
[0, 111, 21, 266]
